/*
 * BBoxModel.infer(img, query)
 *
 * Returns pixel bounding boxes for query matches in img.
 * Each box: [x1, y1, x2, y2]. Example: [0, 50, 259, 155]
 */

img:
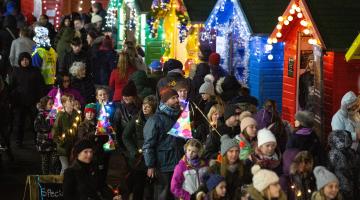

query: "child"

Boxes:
[328, 130, 360, 200]
[34, 96, 56, 175]
[312, 166, 342, 200]
[235, 117, 257, 160]
[196, 174, 227, 200]
[73, 99, 82, 113]
[77, 103, 97, 141]
[171, 139, 208, 200]
[245, 165, 287, 200]
[249, 128, 282, 174]
[281, 150, 316, 200]
[52, 94, 82, 174]
[198, 74, 217, 114]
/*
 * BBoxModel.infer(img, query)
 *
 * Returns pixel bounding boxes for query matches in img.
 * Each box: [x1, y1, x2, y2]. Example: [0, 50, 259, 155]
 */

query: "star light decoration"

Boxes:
[201, 0, 251, 85]
[147, 0, 190, 43]
[48, 88, 63, 122]
[267, 3, 320, 59]
[96, 103, 116, 151]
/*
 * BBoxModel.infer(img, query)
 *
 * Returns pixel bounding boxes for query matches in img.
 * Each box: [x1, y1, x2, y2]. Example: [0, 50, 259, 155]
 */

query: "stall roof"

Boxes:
[136, 0, 152, 13]
[345, 34, 360, 61]
[184, 0, 217, 23]
[239, 0, 289, 34]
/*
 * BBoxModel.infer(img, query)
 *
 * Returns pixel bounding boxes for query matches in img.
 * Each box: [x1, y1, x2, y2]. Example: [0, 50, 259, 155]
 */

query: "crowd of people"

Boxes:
[1, 1, 360, 200]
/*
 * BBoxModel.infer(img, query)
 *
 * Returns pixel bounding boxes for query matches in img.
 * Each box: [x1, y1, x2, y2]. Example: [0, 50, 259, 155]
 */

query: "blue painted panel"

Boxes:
[248, 36, 284, 112]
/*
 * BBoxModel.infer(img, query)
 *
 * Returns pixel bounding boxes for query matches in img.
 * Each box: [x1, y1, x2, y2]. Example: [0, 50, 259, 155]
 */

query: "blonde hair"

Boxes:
[207, 104, 224, 123]
[69, 61, 86, 77]
[117, 51, 128, 79]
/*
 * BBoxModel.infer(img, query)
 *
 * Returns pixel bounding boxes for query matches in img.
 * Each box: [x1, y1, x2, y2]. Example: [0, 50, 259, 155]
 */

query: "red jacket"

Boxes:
[109, 66, 136, 102]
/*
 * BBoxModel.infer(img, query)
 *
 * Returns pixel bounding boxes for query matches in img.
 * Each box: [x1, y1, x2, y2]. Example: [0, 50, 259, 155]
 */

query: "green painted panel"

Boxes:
[145, 20, 165, 65]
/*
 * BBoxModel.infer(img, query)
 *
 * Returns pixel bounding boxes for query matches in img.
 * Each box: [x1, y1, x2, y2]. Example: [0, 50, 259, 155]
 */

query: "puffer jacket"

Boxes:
[331, 91, 359, 145]
[245, 185, 287, 200]
[170, 156, 208, 200]
[142, 103, 185, 172]
[328, 130, 360, 200]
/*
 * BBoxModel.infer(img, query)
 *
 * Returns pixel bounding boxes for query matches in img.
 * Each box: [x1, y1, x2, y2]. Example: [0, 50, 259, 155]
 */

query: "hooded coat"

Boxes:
[331, 91, 359, 145]
[328, 130, 360, 200]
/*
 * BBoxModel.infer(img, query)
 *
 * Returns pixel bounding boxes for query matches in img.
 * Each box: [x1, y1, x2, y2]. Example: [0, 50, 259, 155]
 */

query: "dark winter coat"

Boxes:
[148, 71, 165, 90]
[0, 19, 18, 75]
[328, 130, 360, 200]
[0, 81, 11, 126]
[191, 63, 210, 102]
[286, 128, 323, 165]
[209, 161, 252, 200]
[77, 119, 97, 141]
[113, 100, 141, 134]
[142, 103, 185, 172]
[299, 71, 314, 111]
[93, 49, 117, 85]
[34, 109, 55, 152]
[59, 49, 88, 74]
[122, 111, 149, 170]
[55, 27, 75, 61]
[63, 159, 114, 200]
[71, 76, 96, 104]
[130, 70, 155, 99]
[9, 66, 45, 106]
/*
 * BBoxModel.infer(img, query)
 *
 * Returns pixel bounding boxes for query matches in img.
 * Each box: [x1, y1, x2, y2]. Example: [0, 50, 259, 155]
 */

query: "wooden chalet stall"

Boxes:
[268, 0, 360, 136]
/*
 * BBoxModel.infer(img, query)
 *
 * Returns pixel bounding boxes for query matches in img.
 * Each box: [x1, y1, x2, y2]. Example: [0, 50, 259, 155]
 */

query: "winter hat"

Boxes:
[209, 52, 221, 66]
[122, 81, 137, 97]
[340, 91, 357, 110]
[205, 174, 225, 191]
[224, 104, 239, 121]
[241, 117, 257, 132]
[18, 52, 32, 67]
[84, 103, 96, 114]
[239, 111, 252, 121]
[73, 139, 94, 156]
[257, 128, 277, 147]
[199, 74, 215, 96]
[149, 60, 162, 71]
[252, 165, 279, 192]
[222, 75, 241, 91]
[295, 111, 314, 128]
[220, 135, 239, 156]
[174, 80, 189, 91]
[160, 86, 178, 103]
[313, 166, 339, 190]
[91, 14, 102, 23]
[164, 59, 183, 73]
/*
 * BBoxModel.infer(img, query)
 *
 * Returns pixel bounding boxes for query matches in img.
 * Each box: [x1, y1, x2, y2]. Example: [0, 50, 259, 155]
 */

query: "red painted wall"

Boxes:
[323, 51, 334, 135]
[21, 0, 34, 16]
[281, 24, 300, 124]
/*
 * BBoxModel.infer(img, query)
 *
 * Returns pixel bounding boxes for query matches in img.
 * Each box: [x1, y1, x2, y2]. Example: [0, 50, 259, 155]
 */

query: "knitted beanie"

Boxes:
[84, 103, 96, 114]
[295, 111, 314, 128]
[73, 139, 94, 156]
[220, 135, 239, 156]
[122, 81, 137, 97]
[252, 165, 279, 192]
[209, 52, 221, 66]
[206, 174, 225, 191]
[160, 87, 178, 103]
[239, 111, 252, 121]
[241, 117, 257, 132]
[224, 104, 239, 121]
[91, 15, 102, 23]
[199, 74, 215, 96]
[313, 166, 339, 190]
[257, 128, 277, 147]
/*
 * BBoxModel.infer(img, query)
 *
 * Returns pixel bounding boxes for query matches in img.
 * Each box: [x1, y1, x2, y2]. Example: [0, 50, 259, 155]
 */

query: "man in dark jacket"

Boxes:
[9, 52, 45, 147]
[59, 37, 88, 75]
[143, 87, 184, 200]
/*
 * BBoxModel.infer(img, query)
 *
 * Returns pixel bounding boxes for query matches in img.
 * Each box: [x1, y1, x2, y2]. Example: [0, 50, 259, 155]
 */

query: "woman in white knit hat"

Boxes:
[245, 165, 287, 200]
[311, 166, 342, 200]
[249, 128, 282, 175]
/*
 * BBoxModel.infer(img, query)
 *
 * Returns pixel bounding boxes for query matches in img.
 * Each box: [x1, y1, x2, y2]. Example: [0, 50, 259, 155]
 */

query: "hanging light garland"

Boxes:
[79, 0, 83, 12]
[105, 0, 120, 29]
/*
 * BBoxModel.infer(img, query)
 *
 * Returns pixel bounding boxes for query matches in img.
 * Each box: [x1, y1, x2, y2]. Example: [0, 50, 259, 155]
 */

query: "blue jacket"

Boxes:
[143, 103, 185, 172]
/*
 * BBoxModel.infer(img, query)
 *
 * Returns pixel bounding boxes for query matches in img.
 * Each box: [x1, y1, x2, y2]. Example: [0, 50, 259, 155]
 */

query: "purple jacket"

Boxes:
[47, 87, 85, 106]
[171, 158, 208, 200]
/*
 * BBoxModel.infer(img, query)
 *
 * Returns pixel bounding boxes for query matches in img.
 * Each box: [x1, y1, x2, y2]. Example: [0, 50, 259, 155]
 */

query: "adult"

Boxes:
[0, 15, 18, 77]
[123, 40, 147, 72]
[63, 139, 122, 200]
[38, 15, 56, 45]
[55, 16, 75, 66]
[209, 135, 251, 200]
[9, 27, 35, 67]
[148, 60, 165, 89]
[59, 37, 88, 75]
[73, 17, 88, 50]
[122, 95, 157, 200]
[208, 52, 226, 82]
[299, 55, 315, 111]
[69, 61, 95, 104]
[215, 75, 242, 103]
[47, 73, 85, 106]
[191, 59, 210, 103]
[143, 87, 185, 199]
[109, 51, 137, 102]
[331, 91, 360, 150]
[129, 70, 155, 99]
[9, 52, 45, 147]
[90, 15, 103, 34]
[94, 35, 117, 86]
[91, 2, 106, 28]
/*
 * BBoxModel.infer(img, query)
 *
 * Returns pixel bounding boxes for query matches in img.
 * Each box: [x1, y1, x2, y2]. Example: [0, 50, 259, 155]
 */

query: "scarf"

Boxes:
[159, 102, 180, 117]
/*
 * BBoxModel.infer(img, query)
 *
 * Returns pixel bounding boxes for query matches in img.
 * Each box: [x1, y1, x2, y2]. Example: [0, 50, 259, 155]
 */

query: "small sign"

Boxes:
[38, 182, 63, 200]
[288, 57, 295, 77]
